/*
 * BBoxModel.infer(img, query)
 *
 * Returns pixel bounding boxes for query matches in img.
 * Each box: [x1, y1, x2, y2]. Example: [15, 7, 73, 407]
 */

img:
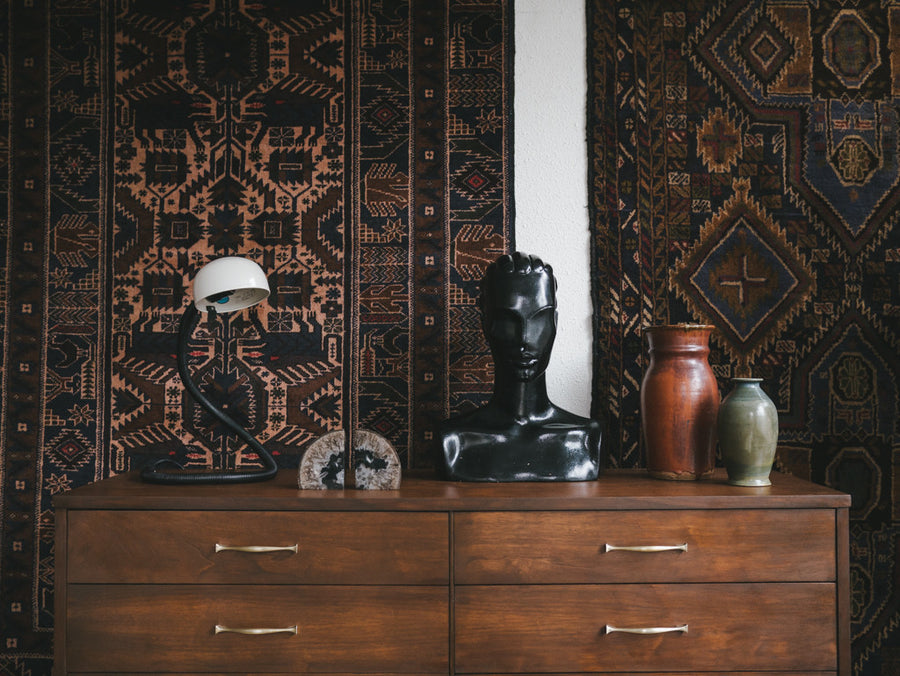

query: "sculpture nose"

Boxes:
[519, 320, 540, 351]
[511, 325, 530, 352]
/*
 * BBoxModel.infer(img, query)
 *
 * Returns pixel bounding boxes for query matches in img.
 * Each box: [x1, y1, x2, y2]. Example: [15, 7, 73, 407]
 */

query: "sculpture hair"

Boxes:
[481, 252, 557, 309]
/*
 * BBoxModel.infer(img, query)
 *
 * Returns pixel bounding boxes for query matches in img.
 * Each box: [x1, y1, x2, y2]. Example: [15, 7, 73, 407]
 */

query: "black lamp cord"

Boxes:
[140, 304, 279, 484]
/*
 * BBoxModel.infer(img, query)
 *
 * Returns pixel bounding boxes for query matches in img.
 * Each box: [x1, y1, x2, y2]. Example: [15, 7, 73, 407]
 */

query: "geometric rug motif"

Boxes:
[0, 2, 513, 674]
[2, 0, 99, 671]
[694, 0, 900, 256]
[672, 179, 815, 369]
[351, 0, 512, 468]
[111, 2, 349, 474]
[587, 2, 899, 673]
[108, 0, 513, 475]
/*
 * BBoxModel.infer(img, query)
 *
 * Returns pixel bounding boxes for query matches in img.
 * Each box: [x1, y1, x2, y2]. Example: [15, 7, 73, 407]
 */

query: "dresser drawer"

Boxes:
[455, 583, 836, 673]
[67, 510, 448, 584]
[454, 509, 835, 583]
[66, 584, 449, 673]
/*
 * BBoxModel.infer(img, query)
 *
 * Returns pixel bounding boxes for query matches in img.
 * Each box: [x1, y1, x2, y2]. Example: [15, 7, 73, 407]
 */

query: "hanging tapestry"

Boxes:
[587, 1, 899, 673]
[0, 1, 512, 672]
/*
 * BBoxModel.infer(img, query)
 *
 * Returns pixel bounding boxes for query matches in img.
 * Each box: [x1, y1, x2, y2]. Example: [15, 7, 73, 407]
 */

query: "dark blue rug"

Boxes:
[587, 1, 900, 672]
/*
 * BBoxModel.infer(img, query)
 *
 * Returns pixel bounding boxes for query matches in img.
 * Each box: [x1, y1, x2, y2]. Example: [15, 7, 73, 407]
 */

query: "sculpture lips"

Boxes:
[508, 357, 538, 371]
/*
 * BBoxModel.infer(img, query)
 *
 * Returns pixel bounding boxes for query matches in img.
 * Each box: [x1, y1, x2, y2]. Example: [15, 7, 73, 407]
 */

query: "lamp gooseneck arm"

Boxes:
[140, 303, 279, 484]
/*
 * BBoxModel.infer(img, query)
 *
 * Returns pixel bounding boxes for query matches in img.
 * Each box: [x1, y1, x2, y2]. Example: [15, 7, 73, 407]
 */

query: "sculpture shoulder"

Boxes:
[436, 405, 603, 482]
[438, 405, 602, 440]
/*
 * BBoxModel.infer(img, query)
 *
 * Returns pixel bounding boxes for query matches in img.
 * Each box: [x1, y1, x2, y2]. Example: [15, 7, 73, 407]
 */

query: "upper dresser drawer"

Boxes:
[67, 510, 448, 584]
[454, 509, 835, 584]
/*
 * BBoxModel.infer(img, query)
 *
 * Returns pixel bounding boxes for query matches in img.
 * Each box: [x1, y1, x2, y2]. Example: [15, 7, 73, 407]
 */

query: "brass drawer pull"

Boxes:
[215, 624, 298, 636]
[604, 543, 688, 553]
[605, 623, 688, 635]
[215, 543, 299, 554]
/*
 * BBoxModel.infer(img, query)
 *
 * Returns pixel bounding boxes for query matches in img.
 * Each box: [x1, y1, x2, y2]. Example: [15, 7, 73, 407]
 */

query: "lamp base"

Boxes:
[139, 303, 278, 485]
[141, 456, 278, 485]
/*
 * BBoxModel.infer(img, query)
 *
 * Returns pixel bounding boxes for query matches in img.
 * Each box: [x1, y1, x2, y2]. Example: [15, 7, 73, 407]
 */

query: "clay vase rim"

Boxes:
[643, 324, 714, 351]
[731, 377, 763, 383]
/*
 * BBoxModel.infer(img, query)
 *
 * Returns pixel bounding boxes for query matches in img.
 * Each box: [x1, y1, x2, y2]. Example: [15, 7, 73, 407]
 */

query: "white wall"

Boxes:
[514, 0, 592, 416]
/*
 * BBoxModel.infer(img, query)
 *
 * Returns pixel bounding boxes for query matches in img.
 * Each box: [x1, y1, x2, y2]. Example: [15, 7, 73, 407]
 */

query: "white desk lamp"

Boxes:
[140, 256, 279, 484]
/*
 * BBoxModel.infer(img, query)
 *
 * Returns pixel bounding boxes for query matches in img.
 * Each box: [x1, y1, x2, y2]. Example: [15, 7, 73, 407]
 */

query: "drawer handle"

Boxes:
[215, 544, 299, 554]
[605, 624, 688, 635]
[604, 543, 688, 553]
[215, 624, 298, 636]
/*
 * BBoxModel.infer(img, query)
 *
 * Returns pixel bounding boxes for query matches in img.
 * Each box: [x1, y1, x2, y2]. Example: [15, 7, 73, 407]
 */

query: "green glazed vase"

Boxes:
[717, 378, 779, 486]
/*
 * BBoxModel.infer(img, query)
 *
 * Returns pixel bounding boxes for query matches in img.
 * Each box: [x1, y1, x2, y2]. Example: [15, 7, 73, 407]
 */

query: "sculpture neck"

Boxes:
[492, 372, 552, 422]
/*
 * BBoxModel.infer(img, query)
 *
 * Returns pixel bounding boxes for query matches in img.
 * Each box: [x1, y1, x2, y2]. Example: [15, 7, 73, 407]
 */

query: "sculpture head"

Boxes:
[481, 252, 558, 382]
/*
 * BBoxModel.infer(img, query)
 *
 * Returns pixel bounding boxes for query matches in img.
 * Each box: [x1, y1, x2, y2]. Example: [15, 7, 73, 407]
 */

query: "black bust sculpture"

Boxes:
[437, 252, 602, 482]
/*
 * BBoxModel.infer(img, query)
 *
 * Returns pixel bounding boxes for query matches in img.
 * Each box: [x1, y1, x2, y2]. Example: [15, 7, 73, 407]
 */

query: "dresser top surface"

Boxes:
[55, 468, 850, 511]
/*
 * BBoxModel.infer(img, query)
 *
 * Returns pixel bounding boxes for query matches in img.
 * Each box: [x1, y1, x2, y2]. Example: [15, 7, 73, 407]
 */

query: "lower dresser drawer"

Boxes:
[66, 585, 449, 673]
[455, 583, 836, 673]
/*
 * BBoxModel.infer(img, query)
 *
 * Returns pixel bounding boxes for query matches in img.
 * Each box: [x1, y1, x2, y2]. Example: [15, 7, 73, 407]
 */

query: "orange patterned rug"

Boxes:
[0, 1, 512, 672]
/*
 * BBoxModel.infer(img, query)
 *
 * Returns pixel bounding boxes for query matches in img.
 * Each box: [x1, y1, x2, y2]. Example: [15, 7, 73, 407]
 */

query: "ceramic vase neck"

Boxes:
[645, 325, 713, 354]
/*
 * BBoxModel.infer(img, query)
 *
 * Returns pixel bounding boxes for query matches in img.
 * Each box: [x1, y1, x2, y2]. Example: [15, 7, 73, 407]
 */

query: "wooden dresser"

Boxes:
[53, 469, 850, 675]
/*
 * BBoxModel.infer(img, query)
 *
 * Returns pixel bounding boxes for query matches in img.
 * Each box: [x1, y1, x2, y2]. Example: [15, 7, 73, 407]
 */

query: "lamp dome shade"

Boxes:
[191, 256, 270, 313]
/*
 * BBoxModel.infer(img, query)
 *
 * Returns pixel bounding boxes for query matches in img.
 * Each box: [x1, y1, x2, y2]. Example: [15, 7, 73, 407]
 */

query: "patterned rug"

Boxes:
[0, 1, 512, 672]
[588, 1, 899, 672]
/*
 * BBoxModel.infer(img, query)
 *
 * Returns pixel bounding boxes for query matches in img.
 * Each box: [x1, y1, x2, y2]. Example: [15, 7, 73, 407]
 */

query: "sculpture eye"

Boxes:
[488, 310, 522, 342]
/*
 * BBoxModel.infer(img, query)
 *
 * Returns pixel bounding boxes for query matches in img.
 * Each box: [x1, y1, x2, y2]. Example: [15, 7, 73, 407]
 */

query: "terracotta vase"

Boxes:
[640, 324, 719, 480]
[717, 378, 779, 486]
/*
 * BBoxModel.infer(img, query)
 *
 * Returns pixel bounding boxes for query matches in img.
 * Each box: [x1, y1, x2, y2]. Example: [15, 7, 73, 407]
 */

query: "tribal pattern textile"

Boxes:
[0, 1, 512, 672]
[588, 1, 899, 672]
